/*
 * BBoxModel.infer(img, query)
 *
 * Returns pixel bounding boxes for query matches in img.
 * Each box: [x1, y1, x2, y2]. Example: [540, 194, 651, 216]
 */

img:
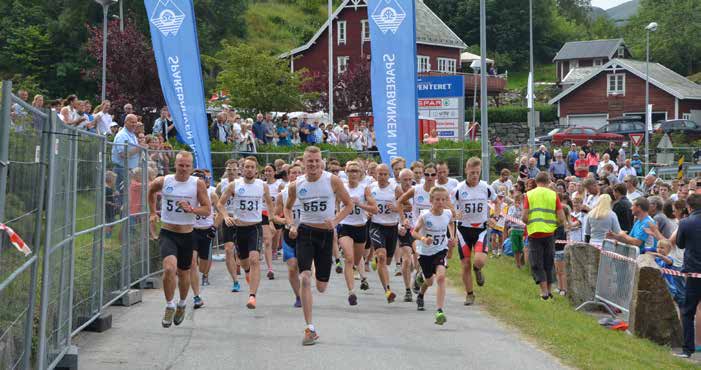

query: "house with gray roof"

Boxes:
[553, 39, 632, 84]
[281, 0, 466, 77]
[549, 58, 701, 129]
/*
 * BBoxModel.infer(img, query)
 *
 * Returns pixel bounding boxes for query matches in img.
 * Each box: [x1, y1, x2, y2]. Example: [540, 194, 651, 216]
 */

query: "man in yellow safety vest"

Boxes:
[522, 172, 565, 300]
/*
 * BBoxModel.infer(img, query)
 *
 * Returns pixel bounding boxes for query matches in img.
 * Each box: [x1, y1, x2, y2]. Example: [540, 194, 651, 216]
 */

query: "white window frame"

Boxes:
[361, 19, 370, 42]
[593, 58, 603, 66]
[437, 58, 456, 73]
[607, 73, 625, 96]
[417, 55, 430, 73]
[617, 46, 625, 58]
[337, 56, 349, 74]
[683, 113, 692, 120]
[337, 20, 347, 45]
[569, 60, 579, 70]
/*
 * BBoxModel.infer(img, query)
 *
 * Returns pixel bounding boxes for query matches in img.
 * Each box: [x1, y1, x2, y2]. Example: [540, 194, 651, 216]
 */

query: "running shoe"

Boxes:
[435, 311, 447, 325]
[302, 328, 319, 346]
[412, 278, 421, 295]
[348, 293, 358, 306]
[247, 296, 257, 309]
[673, 351, 692, 359]
[474, 267, 485, 287]
[231, 281, 241, 292]
[416, 295, 425, 311]
[201, 274, 210, 286]
[464, 293, 475, 306]
[371, 258, 377, 271]
[385, 290, 396, 304]
[394, 264, 402, 276]
[294, 296, 302, 308]
[360, 278, 369, 291]
[193, 296, 204, 309]
[404, 290, 413, 302]
[173, 304, 186, 326]
[162, 307, 175, 328]
[335, 261, 343, 274]
[267, 270, 275, 280]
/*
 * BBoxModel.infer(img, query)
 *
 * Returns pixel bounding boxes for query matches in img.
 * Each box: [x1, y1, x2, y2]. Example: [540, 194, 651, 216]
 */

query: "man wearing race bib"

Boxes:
[396, 168, 418, 302]
[452, 158, 496, 306]
[273, 164, 304, 308]
[284, 146, 354, 346]
[263, 164, 282, 280]
[190, 169, 219, 309]
[218, 160, 243, 292]
[148, 151, 211, 328]
[411, 187, 457, 324]
[217, 156, 276, 310]
[369, 164, 404, 304]
[338, 161, 378, 306]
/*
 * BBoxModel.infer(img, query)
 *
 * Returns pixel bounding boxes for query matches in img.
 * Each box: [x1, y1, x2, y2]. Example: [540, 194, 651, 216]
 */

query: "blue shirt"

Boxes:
[631, 159, 643, 176]
[111, 128, 139, 169]
[678, 209, 701, 273]
[252, 121, 267, 144]
[567, 151, 578, 167]
[629, 215, 656, 253]
[276, 126, 291, 146]
[549, 160, 568, 176]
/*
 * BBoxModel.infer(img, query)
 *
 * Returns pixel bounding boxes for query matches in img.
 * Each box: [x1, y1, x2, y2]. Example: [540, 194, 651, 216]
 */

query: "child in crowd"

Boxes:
[650, 240, 685, 307]
[569, 195, 584, 242]
[411, 187, 457, 325]
[490, 191, 507, 257]
[507, 190, 525, 269]
[554, 205, 571, 296]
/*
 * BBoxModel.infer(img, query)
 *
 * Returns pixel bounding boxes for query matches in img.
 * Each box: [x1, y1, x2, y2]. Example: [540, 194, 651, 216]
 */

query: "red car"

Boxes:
[551, 126, 625, 146]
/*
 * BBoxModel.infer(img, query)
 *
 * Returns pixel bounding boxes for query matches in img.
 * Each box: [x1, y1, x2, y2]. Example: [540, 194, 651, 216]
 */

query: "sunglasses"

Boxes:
[425, 173, 437, 177]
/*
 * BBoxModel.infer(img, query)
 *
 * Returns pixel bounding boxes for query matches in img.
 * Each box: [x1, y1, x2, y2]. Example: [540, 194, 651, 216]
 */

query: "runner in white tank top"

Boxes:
[283, 147, 353, 346]
[396, 168, 419, 301]
[451, 157, 496, 306]
[217, 160, 242, 292]
[262, 165, 280, 280]
[217, 157, 275, 310]
[410, 186, 456, 321]
[147, 151, 210, 328]
[190, 169, 220, 308]
[337, 161, 378, 305]
[435, 161, 460, 194]
[368, 165, 404, 304]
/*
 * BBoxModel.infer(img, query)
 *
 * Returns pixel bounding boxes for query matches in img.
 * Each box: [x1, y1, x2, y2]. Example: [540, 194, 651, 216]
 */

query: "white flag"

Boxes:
[646, 104, 653, 132]
[526, 72, 534, 109]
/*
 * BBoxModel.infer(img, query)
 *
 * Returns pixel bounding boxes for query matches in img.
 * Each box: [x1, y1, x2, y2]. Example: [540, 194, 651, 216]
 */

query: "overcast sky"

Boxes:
[590, 0, 630, 10]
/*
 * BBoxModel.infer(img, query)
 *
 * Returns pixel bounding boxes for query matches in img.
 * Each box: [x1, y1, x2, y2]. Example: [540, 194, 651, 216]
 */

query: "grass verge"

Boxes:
[446, 254, 692, 369]
[507, 64, 557, 90]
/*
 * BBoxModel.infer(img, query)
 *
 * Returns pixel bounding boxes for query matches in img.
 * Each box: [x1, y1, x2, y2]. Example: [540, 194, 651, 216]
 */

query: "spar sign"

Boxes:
[417, 75, 465, 140]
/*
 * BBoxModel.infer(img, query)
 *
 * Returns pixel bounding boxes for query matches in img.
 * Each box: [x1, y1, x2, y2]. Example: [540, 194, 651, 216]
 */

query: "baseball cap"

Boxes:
[109, 122, 118, 128]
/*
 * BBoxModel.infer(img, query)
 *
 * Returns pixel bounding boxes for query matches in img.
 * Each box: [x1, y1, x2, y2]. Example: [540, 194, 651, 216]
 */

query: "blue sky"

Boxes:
[591, 0, 630, 10]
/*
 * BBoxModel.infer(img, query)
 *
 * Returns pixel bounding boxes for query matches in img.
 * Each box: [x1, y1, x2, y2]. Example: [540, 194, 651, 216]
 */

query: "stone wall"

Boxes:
[488, 121, 559, 146]
[565, 243, 600, 307]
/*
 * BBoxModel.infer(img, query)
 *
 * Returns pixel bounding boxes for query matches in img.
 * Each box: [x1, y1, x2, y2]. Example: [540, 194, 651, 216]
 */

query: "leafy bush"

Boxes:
[466, 104, 557, 123]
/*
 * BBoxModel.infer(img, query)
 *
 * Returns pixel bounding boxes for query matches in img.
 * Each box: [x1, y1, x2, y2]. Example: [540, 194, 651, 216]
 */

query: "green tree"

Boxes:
[556, 0, 591, 26]
[215, 42, 313, 113]
[624, 0, 701, 75]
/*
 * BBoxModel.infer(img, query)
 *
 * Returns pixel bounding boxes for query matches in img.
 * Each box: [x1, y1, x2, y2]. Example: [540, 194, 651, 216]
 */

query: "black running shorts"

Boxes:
[398, 227, 414, 247]
[296, 224, 334, 282]
[222, 223, 236, 244]
[457, 226, 488, 260]
[338, 224, 368, 244]
[369, 223, 399, 262]
[192, 228, 212, 260]
[159, 228, 194, 270]
[234, 223, 263, 260]
[419, 249, 448, 279]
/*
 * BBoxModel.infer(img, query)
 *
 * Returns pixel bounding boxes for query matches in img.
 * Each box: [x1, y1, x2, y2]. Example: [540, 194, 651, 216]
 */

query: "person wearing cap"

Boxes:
[566, 143, 579, 175]
[549, 151, 568, 180]
[631, 153, 643, 176]
[108, 121, 119, 138]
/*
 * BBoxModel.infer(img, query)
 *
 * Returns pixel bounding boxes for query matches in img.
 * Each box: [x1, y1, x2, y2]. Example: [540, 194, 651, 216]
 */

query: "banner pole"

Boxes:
[479, 0, 489, 181]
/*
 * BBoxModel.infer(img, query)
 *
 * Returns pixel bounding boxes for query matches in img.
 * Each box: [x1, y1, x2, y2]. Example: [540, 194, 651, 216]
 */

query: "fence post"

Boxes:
[65, 127, 79, 346]
[141, 149, 148, 280]
[37, 109, 59, 370]
[123, 144, 130, 290]
[99, 140, 106, 310]
[0, 81, 10, 221]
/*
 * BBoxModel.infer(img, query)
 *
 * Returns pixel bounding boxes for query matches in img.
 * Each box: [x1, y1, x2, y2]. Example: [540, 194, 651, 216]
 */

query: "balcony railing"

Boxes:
[419, 71, 508, 95]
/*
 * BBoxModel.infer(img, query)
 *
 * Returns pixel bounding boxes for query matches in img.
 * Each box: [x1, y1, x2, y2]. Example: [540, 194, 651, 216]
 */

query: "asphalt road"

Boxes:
[74, 256, 566, 370]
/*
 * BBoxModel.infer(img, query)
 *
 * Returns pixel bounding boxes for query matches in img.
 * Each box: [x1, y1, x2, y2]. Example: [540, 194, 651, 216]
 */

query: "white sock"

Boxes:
[307, 324, 315, 332]
[178, 299, 186, 307]
[166, 300, 176, 309]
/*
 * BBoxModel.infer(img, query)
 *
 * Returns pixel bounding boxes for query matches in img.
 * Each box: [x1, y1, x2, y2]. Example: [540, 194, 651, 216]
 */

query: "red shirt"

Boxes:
[574, 159, 588, 178]
[523, 191, 562, 238]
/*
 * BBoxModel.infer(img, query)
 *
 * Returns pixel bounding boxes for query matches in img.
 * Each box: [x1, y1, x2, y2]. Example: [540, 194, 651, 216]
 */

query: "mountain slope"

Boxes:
[606, 0, 639, 22]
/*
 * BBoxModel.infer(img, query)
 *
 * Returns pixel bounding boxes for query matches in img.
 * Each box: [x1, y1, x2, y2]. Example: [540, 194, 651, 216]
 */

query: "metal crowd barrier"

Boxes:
[0, 81, 158, 370]
[576, 240, 640, 322]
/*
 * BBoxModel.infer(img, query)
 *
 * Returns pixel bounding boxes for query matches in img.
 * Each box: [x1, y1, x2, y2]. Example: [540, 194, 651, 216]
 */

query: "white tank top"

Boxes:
[220, 177, 237, 215]
[341, 182, 368, 226]
[194, 186, 216, 228]
[231, 178, 266, 223]
[398, 185, 414, 227]
[417, 209, 452, 255]
[412, 184, 432, 227]
[262, 179, 282, 212]
[453, 180, 494, 226]
[436, 178, 459, 193]
[160, 175, 199, 225]
[371, 182, 399, 225]
[297, 171, 336, 225]
[281, 186, 302, 226]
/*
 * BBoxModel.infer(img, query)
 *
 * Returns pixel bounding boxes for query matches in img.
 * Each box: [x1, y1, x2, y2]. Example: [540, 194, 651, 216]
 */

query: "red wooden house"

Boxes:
[553, 38, 632, 85]
[548, 58, 701, 128]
